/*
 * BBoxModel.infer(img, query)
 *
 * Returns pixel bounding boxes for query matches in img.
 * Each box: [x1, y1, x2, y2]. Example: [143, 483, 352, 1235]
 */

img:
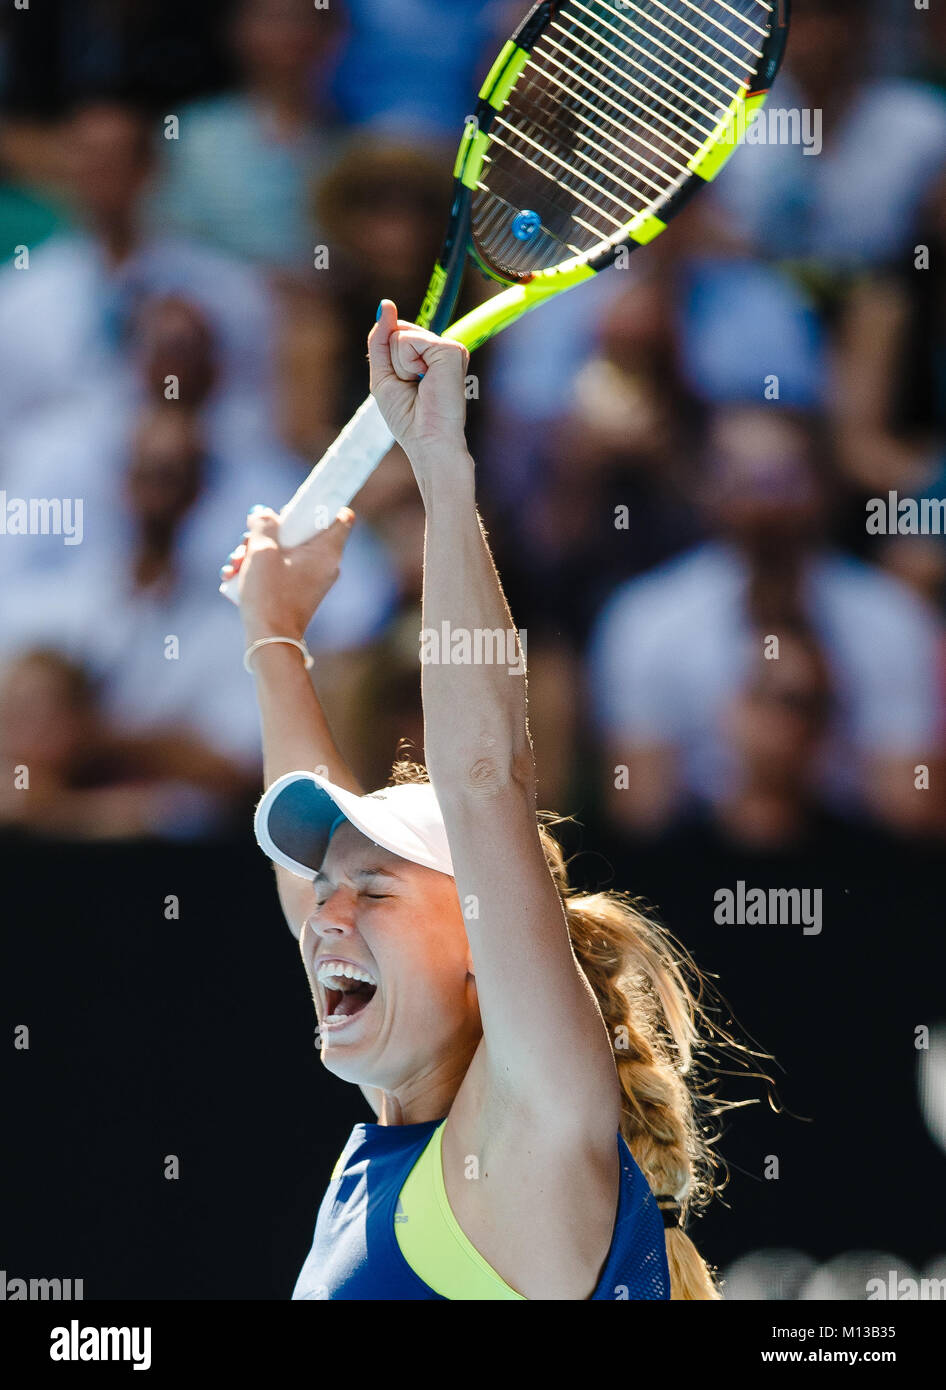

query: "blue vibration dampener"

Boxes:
[511, 209, 542, 240]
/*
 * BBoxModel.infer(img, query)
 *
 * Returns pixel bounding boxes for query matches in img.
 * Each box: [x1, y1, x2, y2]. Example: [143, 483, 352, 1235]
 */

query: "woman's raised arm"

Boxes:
[367, 303, 621, 1139]
[222, 504, 365, 936]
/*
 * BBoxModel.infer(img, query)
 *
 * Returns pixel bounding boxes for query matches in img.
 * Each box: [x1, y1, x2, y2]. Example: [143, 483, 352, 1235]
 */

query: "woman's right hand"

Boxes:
[368, 300, 471, 462]
[221, 504, 356, 643]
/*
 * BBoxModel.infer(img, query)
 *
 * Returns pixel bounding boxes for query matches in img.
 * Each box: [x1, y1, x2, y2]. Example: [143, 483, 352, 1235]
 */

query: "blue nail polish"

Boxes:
[249, 505, 267, 515]
[219, 565, 230, 578]
[417, 372, 426, 380]
[376, 303, 384, 322]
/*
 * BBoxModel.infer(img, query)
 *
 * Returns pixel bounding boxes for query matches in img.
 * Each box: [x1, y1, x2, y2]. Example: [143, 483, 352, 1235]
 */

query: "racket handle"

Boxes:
[219, 395, 395, 605]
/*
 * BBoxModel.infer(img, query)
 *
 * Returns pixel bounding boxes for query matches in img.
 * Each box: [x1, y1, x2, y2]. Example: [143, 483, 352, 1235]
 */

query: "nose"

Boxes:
[306, 885, 358, 940]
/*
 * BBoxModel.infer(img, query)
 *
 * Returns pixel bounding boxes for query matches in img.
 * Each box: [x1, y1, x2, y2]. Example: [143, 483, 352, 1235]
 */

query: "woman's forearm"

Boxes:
[248, 642, 364, 795]
[364, 305, 533, 792]
[415, 444, 534, 793]
[223, 504, 364, 797]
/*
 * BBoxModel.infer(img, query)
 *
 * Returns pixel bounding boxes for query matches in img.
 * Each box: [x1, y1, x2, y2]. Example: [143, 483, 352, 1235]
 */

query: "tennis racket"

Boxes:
[221, 0, 789, 600]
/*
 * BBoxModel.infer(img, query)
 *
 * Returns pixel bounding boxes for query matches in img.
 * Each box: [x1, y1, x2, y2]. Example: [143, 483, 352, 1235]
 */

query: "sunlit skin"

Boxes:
[299, 821, 482, 1118]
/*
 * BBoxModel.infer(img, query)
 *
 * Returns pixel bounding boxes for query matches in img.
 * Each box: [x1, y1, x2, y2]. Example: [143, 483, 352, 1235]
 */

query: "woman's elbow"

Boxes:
[436, 740, 536, 803]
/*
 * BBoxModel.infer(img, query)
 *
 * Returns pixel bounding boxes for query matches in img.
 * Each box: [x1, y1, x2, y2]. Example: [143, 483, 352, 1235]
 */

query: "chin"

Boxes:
[321, 1053, 364, 1084]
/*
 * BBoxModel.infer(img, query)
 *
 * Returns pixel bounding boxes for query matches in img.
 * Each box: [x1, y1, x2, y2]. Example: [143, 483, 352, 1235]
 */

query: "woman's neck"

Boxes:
[376, 1039, 479, 1126]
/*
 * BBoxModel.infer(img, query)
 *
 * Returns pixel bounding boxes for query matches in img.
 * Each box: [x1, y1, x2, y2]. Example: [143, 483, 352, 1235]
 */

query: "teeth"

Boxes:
[316, 961, 377, 988]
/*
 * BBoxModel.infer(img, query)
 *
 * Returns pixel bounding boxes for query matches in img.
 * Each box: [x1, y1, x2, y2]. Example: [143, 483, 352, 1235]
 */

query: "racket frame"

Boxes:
[418, 0, 791, 350]
[219, 0, 791, 603]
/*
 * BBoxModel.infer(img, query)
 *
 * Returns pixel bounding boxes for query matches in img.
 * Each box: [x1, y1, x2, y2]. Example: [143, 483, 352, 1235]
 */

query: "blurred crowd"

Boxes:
[0, 0, 945, 849]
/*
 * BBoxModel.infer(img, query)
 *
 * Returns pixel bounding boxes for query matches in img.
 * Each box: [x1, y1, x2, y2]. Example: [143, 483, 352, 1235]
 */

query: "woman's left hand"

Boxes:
[368, 300, 471, 463]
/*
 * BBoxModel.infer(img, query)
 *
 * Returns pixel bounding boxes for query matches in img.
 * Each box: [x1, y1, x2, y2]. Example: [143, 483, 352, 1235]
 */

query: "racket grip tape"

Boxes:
[219, 396, 395, 605]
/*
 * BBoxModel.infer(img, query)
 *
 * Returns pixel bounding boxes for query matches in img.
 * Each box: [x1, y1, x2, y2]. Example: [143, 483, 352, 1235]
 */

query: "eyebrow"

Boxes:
[313, 866, 403, 888]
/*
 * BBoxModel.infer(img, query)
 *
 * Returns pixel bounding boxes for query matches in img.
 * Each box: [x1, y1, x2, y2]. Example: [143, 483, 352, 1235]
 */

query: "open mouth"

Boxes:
[316, 961, 378, 1025]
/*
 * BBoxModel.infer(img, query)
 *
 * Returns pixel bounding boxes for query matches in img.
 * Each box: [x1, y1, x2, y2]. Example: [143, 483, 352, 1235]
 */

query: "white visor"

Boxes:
[254, 771, 455, 880]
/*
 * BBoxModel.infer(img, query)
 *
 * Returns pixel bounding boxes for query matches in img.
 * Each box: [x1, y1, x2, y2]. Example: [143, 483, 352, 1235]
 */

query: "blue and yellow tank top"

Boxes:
[292, 1118, 671, 1300]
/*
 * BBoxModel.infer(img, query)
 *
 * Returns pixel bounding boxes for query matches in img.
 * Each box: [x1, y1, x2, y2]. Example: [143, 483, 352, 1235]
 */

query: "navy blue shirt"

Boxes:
[293, 1119, 671, 1300]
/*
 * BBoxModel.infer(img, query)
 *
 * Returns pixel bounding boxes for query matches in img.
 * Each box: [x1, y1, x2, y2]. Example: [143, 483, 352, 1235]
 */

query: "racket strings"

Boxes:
[472, 0, 771, 278]
[475, 183, 587, 261]
[513, 58, 704, 164]
[487, 128, 632, 228]
[639, 0, 762, 76]
[520, 30, 718, 175]
[672, 0, 767, 50]
[476, 0, 756, 265]
[494, 99, 689, 194]
[490, 120, 657, 212]
[561, 5, 722, 130]
[567, 2, 731, 123]
[707, 0, 773, 37]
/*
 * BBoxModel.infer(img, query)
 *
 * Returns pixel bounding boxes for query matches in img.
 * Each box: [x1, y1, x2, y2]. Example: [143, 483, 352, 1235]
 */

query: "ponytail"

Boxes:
[387, 760, 775, 1300]
[537, 816, 775, 1301]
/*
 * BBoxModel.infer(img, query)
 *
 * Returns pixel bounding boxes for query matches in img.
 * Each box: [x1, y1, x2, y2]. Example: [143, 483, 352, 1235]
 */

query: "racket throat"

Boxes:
[416, 195, 473, 335]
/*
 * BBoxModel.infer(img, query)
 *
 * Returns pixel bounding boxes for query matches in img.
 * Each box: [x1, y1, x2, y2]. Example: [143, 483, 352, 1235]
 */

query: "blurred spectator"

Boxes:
[122, 298, 405, 645]
[0, 403, 256, 757]
[0, 392, 398, 832]
[475, 251, 618, 512]
[0, 403, 259, 834]
[677, 256, 827, 412]
[0, 99, 276, 437]
[475, 275, 707, 810]
[308, 139, 454, 420]
[0, 169, 66, 262]
[491, 275, 705, 643]
[477, 213, 692, 513]
[0, 1, 232, 118]
[0, 0, 940, 867]
[588, 405, 945, 839]
[150, 0, 346, 270]
[476, 266, 631, 508]
[646, 623, 903, 857]
[329, 0, 492, 138]
[0, 643, 261, 840]
[129, 292, 303, 500]
[0, 287, 398, 652]
[879, 530, 946, 616]
[0, 649, 160, 840]
[240, 138, 463, 652]
[274, 139, 454, 534]
[710, 0, 946, 272]
[833, 163, 946, 505]
[0, 293, 289, 580]
[706, 624, 839, 850]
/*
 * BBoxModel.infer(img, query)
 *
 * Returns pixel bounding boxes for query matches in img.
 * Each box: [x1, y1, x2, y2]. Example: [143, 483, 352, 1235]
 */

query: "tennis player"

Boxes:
[220, 302, 730, 1300]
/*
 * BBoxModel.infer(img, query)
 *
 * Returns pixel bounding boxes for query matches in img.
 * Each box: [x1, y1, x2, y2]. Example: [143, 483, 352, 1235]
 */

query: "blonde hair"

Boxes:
[389, 758, 776, 1300]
